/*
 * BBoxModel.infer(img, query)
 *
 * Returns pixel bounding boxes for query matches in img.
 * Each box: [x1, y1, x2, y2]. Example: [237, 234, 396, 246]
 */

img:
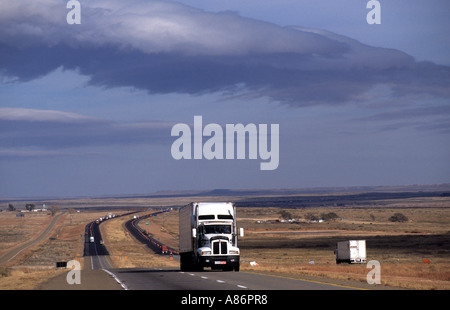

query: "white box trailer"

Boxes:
[335, 240, 366, 264]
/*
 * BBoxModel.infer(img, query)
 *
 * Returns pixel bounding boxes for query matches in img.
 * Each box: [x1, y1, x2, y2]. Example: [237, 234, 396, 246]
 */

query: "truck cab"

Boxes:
[179, 202, 242, 271]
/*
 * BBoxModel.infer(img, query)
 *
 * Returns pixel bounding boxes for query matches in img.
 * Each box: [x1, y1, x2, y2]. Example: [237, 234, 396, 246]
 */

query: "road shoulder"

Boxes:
[38, 268, 123, 290]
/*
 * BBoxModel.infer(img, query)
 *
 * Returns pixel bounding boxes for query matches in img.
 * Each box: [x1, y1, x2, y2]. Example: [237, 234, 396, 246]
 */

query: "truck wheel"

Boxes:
[180, 253, 193, 271]
[234, 266, 240, 272]
[180, 257, 187, 271]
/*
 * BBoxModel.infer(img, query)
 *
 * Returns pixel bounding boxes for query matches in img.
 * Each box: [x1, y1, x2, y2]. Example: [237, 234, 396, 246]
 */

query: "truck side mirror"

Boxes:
[239, 228, 244, 237]
[192, 228, 197, 238]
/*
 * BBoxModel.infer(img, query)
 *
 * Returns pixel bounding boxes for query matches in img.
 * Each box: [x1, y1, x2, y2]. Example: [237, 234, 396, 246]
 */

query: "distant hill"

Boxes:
[2, 183, 449, 203]
[153, 183, 450, 198]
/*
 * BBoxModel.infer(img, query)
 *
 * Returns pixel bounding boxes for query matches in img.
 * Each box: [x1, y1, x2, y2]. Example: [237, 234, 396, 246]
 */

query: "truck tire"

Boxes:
[180, 253, 192, 271]
[180, 252, 203, 271]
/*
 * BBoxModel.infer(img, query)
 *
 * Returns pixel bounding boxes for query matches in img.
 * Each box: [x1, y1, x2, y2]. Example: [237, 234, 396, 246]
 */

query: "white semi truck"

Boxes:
[179, 202, 242, 271]
[335, 240, 366, 264]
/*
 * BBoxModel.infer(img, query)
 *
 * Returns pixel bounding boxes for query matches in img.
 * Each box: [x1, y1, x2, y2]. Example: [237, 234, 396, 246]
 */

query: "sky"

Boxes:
[0, 0, 449, 198]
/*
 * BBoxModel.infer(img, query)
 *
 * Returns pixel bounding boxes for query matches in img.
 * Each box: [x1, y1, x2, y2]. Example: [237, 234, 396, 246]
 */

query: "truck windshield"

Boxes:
[202, 225, 231, 234]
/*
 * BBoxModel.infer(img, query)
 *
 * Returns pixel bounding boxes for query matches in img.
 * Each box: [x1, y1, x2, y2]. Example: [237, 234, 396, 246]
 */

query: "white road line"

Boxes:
[102, 269, 128, 290]
[180, 271, 246, 288]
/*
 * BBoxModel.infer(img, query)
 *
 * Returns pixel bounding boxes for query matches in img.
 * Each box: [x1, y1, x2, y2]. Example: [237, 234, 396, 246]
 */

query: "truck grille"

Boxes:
[212, 240, 227, 255]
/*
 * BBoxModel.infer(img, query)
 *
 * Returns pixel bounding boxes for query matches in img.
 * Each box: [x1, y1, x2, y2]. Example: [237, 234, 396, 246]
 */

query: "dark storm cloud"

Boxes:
[0, 0, 449, 107]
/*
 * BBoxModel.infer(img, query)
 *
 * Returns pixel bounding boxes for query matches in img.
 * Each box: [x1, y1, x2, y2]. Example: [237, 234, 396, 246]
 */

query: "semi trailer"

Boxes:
[335, 240, 366, 264]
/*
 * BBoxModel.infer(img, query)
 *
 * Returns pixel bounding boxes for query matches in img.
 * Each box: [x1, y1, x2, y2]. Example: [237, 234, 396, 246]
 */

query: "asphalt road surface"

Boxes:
[40, 219, 123, 290]
[84, 221, 109, 256]
[107, 267, 361, 290]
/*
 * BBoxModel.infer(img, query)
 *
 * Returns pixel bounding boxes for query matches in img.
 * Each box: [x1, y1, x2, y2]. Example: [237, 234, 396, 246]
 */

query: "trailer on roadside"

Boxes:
[335, 240, 366, 264]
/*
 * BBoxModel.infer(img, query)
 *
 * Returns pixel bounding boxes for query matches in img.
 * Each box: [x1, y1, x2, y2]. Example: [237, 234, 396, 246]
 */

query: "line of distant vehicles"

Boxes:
[95, 212, 117, 224]
[90, 212, 119, 243]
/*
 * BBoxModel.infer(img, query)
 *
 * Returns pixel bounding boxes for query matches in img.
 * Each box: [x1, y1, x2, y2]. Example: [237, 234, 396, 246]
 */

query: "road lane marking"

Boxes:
[242, 271, 368, 290]
[179, 270, 250, 289]
[102, 269, 128, 290]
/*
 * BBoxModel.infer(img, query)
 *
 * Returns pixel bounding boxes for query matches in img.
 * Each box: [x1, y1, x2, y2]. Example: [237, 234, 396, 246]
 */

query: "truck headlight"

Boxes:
[201, 251, 211, 255]
[229, 250, 239, 254]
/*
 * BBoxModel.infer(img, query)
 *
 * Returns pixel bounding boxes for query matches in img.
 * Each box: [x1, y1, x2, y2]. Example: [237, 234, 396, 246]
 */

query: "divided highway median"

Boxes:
[125, 211, 179, 256]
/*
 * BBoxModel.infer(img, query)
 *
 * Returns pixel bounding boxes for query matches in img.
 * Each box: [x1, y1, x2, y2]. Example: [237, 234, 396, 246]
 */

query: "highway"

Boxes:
[41, 216, 125, 290]
[107, 267, 358, 290]
[85, 221, 109, 255]
[82, 211, 366, 291]
[36, 211, 377, 292]
[41, 211, 386, 292]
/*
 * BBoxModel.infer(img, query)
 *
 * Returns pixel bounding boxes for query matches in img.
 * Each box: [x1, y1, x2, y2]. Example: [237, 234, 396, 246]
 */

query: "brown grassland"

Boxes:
[0, 191, 449, 290]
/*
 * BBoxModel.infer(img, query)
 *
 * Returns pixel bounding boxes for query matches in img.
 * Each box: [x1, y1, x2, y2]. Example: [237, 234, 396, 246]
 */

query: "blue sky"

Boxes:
[0, 0, 449, 197]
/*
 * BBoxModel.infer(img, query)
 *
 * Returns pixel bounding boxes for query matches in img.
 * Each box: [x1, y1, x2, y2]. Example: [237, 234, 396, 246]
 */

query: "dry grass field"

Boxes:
[243, 195, 450, 290]
[240, 199, 450, 290]
[0, 212, 52, 255]
[1, 190, 449, 290]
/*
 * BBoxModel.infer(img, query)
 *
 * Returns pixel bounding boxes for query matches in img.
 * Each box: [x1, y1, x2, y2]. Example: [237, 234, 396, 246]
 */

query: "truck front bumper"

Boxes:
[199, 255, 240, 268]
